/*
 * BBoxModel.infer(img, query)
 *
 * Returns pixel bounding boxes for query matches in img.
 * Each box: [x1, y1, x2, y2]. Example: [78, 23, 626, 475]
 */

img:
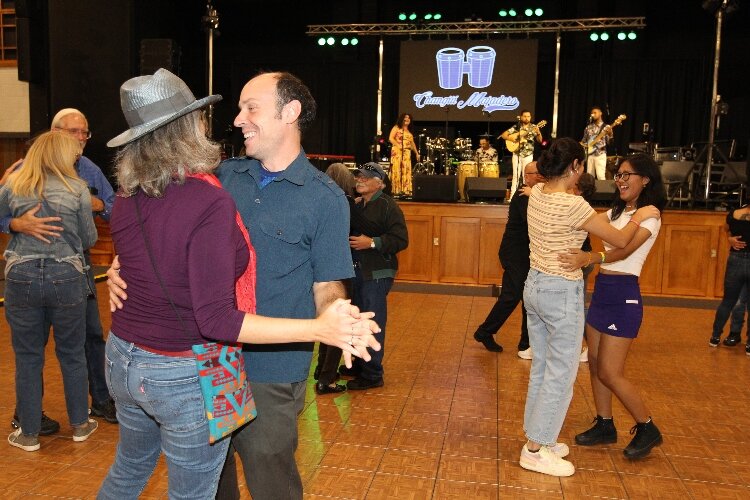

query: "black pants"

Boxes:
[475, 258, 530, 350]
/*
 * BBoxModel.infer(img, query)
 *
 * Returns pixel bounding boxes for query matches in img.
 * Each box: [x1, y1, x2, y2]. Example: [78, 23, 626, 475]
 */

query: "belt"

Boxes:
[133, 342, 195, 358]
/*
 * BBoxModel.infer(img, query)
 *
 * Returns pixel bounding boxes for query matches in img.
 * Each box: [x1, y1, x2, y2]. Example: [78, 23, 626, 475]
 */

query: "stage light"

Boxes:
[535, 8, 543, 16]
[525, 8, 533, 16]
[398, 13, 406, 21]
[408, 12, 417, 21]
[628, 31, 637, 40]
[509, 8, 517, 16]
[434, 13, 442, 20]
[499, 9, 508, 17]
[590, 33, 599, 41]
[326, 37, 335, 46]
[600, 32, 610, 41]
[618, 32, 626, 40]
[351, 37, 359, 46]
[317, 37, 326, 46]
[341, 38, 349, 46]
[424, 13, 432, 20]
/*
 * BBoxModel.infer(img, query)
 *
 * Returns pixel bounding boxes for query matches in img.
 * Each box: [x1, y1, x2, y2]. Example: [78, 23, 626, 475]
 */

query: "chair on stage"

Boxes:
[661, 160, 695, 208]
[709, 161, 747, 207]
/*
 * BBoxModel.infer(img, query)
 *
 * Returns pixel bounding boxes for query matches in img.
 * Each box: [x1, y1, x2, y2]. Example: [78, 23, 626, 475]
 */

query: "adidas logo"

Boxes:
[607, 324, 618, 331]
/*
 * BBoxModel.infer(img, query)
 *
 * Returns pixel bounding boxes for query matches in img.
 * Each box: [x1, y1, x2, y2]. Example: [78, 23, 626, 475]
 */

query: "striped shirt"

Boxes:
[527, 184, 596, 280]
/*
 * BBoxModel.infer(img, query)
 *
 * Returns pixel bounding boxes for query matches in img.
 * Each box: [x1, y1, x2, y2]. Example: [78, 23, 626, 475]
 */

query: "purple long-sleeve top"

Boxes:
[110, 178, 248, 351]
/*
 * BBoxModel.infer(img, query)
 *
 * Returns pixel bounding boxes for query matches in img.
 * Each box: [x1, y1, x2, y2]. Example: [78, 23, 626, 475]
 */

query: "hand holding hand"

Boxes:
[316, 299, 381, 367]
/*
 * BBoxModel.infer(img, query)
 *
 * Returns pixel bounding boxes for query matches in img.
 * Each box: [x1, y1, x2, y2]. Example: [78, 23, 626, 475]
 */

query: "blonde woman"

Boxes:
[1, 131, 99, 452]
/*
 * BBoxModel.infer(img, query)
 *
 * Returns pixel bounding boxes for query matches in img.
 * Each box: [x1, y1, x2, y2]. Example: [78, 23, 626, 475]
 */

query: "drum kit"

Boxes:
[413, 133, 500, 201]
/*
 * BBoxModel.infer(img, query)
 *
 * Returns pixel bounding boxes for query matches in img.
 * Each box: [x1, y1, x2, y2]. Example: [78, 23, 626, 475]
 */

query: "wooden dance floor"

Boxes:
[1, 282, 749, 498]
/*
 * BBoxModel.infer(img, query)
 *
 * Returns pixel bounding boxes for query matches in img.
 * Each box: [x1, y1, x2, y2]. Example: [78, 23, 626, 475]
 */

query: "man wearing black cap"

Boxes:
[342, 162, 408, 390]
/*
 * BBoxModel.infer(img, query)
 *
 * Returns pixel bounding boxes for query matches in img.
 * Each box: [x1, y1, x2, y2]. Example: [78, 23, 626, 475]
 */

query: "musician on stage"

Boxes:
[582, 106, 613, 180]
[476, 137, 498, 163]
[389, 113, 420, 197]
[500, 110, 543, 196]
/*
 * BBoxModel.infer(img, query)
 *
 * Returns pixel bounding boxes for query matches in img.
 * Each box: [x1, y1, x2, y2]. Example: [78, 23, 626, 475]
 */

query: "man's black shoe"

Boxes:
[315, 382, 347, 395]
[313, 364, 321, 380]
[709, 335, 720, 347]
[347, 377, 384, 391]
[575, 415, 617, 446]
[623, 419, 662, 459]
[723, 333, 742, 347]
[11, 412, 61, 436]
[473, 331, 503, 352]
[339, 365, 361, 378]
[91, 399, 118, 424]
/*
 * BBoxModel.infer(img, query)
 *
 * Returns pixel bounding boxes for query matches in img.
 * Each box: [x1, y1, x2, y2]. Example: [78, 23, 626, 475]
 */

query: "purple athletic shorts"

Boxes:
[586, 273, 643, 339]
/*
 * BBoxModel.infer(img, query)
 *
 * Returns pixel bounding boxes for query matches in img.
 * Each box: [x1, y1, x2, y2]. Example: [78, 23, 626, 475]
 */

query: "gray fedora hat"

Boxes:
[107, 68, 221, 148]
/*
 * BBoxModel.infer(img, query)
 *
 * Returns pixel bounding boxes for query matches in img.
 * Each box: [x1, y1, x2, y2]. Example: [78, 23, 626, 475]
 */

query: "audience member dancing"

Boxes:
[559, 154, 667, 459]
[520, 138, 659, 477]
[389, 113, 419, 196]
[2, 131, 99, 452]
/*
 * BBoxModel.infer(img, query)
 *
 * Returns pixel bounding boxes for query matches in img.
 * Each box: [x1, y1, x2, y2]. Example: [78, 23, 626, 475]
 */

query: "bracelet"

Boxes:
[599, 251, 606, 264]
[586, 252, 592, 266]
[628, 219, 640, 227]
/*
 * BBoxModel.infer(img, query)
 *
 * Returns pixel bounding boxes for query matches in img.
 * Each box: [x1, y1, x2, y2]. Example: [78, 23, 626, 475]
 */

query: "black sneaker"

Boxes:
[575, 415, 617, 446]
[723, 333, 742, 347]
[90, 399, 118, 424]
[473, 331, 503, 352]
[746, 343, 750, 356]
[624, 419, 662, 459]
[347, 377, 384, 391]
[709, 336, 721, 347]
[11, 412, 61, 436]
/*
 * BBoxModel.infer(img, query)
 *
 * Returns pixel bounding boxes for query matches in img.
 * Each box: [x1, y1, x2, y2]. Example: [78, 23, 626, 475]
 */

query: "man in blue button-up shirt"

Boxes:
[1, 109, 117, 429]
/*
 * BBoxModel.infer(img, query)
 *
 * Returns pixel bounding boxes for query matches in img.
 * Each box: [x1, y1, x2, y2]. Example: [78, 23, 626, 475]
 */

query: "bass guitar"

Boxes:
[583, 114, 626, 155]
[505, 120, 547, 153]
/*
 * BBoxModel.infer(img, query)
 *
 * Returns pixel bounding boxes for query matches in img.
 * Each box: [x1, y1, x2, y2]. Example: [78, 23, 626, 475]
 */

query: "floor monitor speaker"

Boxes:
[412, 175, 458, 202]
[465, 177, 506, 202]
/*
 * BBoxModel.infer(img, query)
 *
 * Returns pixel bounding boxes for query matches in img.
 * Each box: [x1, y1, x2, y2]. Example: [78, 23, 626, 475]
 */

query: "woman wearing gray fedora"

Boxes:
[97, 69, 380, 499]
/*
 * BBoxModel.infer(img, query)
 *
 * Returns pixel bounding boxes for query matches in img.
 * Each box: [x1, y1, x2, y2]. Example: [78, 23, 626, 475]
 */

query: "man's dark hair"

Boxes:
[590, 106, 602, 114]
[267, 72, 317, 132]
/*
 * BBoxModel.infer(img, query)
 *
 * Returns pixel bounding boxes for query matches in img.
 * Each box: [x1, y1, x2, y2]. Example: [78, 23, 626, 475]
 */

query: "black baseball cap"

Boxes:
[353, 162, 386, 180]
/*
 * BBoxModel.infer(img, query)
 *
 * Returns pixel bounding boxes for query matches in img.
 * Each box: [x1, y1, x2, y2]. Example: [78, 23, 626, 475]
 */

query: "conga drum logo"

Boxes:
[436, 46, 496, 90]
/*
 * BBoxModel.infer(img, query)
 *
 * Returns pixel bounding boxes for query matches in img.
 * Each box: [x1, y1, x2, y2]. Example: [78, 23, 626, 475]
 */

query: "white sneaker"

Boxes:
[520, 444, 575, 476]
[579, 347, 589, 363]
[517, 347, 533, 360]
[548, 442, 570, 458]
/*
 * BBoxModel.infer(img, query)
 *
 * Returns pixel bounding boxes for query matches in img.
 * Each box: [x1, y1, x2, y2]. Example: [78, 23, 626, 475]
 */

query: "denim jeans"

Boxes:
[84, 250, 110, 404]
[351, 268, 393, 381]
[98, 333, 229, 500]
[730, 284, 748, 335]
[522, 269, 584, 446]
[712, 253, 750, 338]
[5, 259, 89, 436]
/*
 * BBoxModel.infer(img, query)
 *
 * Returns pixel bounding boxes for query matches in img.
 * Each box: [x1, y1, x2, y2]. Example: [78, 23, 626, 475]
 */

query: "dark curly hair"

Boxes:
[611, 153, 667, 220]
[396, 113, 413, 130]
[576, 172, 596, 202]
[263, 71, 317, 132]
[537, 137, 585, 180]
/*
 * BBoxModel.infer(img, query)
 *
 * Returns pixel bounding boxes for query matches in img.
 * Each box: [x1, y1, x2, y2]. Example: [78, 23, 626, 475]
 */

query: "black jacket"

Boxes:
[351, 191, 408, 281]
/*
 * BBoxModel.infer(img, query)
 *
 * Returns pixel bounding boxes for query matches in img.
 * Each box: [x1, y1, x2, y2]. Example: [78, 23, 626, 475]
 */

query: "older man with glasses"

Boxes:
[1, 108, 117, 431]
[474, 161, 544, 355]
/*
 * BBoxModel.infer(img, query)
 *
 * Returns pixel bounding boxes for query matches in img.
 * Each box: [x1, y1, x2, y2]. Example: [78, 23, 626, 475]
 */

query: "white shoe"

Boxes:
[519, 444, 575, 477]
[548, 442, 570, 458]
[579, 347, 588, 363]
[517, 347, 533, 360]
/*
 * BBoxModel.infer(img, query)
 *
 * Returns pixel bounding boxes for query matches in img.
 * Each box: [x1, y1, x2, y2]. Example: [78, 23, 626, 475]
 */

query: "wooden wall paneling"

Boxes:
[478, 218, 505, 285]
[661, 224, 717, 296]
[395, 214, 433, 281]
[638, 229, 665, 294]
[438, 216, 480, 284]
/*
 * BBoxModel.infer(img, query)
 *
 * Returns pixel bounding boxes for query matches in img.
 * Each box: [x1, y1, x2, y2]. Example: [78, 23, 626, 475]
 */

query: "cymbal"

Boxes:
[478, 133, 493, 138]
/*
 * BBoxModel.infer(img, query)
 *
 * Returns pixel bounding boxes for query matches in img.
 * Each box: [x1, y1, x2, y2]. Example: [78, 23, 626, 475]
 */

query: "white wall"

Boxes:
[0, 67, 29, 133]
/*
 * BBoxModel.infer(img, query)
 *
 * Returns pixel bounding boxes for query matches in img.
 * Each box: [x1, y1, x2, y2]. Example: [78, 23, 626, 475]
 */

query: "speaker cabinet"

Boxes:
[465, 177, 506, 202]
[412, 175, 458, 202]
[591, 179, 617, 203]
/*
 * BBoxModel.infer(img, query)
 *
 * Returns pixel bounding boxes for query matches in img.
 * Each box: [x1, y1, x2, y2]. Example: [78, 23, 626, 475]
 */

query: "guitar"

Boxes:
[505, 120, 546, 153]
[583, 114, 626, 155]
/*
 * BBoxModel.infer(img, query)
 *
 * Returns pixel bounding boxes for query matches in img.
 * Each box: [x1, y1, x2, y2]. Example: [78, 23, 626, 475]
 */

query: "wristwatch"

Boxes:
[369, 238, 376, 249]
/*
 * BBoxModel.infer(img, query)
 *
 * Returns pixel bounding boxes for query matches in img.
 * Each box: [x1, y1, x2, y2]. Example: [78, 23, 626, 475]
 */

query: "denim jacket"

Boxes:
[0, 176, 98, 276]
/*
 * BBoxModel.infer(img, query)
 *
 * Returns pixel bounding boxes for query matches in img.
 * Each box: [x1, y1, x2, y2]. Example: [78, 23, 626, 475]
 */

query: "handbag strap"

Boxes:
[134, 195, 193, 338]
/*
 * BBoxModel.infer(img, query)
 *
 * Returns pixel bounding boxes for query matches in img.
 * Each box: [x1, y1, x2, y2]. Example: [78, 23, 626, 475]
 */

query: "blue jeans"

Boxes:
[84, 251, 110, 404]
[98, 333, 229, 500]
[730, 285, 748, 335]
[712, 253, 750, 338]
[523, 269, 584, 446]
[351, 268, 393, 380]
[5, 259, 89, 436]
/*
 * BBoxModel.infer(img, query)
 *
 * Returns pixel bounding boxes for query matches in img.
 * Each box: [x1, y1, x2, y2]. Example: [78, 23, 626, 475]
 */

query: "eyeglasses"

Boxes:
[613, 171, 643, 181]
[58, 127, 92, 140]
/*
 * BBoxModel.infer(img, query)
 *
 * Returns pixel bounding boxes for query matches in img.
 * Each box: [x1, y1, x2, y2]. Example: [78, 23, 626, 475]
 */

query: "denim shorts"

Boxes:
[587, 273, 643, 338]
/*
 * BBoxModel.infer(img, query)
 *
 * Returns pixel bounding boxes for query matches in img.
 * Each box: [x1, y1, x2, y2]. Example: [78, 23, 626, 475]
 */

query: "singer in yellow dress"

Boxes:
[389, 113, 420, 196]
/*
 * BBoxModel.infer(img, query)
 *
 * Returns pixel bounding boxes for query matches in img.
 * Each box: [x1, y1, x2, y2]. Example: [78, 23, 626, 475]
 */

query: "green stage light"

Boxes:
[434, 13, 442, 20]
[341, 38, 349, 46]
[317, 37, 326, 46]
[590, 33, 599, 41]
[398, 13, 406, 21]
[628, 31, 637, 40]
[409, 12, 417, 21]
[535, 8, 543, 16]
[508, 8, 517, 16]
[424, 13, 433, 20]
[326, 37, 335, 45]
[499, 10, 508, 17]
[351, 37, 359, 45]
[617, 32, 626, 40]
[525, 8, 533, 16]
[600, 32, 610, 41]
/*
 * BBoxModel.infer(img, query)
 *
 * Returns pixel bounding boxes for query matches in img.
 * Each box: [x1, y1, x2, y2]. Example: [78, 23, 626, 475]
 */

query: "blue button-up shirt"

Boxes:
[0, 155, 115, 234]
[218, 150, 353, 383]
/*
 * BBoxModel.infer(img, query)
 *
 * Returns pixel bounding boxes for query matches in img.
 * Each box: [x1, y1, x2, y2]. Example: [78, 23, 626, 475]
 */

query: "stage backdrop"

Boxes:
[398, 39, 538, 123]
